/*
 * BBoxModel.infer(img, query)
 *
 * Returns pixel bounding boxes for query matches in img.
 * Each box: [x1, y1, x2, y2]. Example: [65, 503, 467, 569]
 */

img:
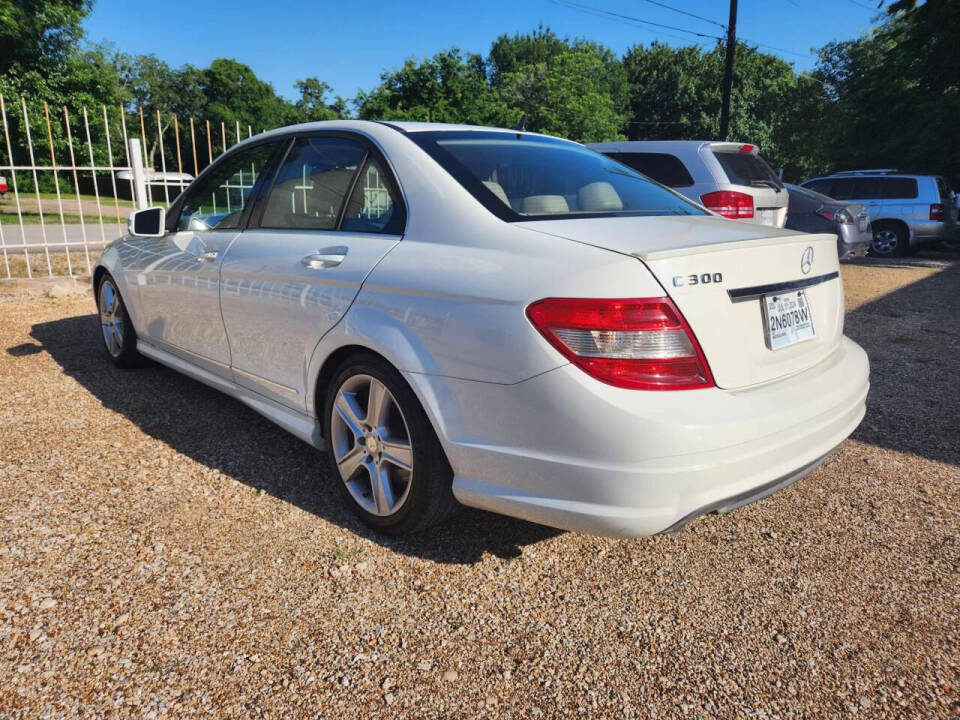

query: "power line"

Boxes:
[551, 0, 817, 60]
[633, 0, 727, 29]
[843, 0, 881, 11]
[550, 0, 725, 41]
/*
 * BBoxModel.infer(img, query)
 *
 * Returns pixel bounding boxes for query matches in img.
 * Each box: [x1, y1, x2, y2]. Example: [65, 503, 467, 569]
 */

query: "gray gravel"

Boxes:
[1, 261, 958, 718]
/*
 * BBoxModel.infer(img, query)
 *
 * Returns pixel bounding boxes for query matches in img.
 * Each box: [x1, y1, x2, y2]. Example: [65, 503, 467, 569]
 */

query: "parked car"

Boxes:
[784, 183, 871, 259]
[586, 140, 789, 228]
[95, 121, 869, 537]
[801, 170, 956, 257]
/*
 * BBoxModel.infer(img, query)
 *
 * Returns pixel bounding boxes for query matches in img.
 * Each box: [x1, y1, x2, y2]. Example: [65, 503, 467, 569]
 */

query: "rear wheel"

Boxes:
[96, 274, 143, 368]
[322, 353, 458, 534]
[870, 222, 910, 258]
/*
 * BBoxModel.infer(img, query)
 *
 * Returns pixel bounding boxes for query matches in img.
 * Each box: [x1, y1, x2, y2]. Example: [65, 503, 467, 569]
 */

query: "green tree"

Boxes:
[292, 77, 348, 122]
[355, 49, 498, 124]
[489, 28, 628, 140]
[0, 0, 90, 77]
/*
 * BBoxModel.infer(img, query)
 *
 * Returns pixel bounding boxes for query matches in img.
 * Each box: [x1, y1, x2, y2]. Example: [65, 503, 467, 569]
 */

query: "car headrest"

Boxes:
[521, 195, 569, 215]
[578, 182, 623, 211]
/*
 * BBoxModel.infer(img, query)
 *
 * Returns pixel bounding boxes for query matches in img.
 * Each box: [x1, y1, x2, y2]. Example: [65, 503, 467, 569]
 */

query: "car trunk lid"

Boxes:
[518, 216, 843, 389]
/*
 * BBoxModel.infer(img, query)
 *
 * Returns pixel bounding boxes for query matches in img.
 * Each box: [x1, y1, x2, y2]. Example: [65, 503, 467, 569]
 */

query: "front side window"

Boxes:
[408, 131, 705, 220]
[177, 143, 278, 232]
[260, 137, 366, 230]
[830, 179, 855, 200]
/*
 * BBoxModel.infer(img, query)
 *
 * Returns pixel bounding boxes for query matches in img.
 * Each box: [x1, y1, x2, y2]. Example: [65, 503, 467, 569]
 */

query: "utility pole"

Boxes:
[719, 0, 738, 141]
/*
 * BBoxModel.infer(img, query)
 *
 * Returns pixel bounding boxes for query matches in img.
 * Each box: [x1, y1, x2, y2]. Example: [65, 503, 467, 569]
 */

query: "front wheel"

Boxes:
[322, 353, 458, 535]
[96, 274, 143, 368]
[870, 223, 910, 258]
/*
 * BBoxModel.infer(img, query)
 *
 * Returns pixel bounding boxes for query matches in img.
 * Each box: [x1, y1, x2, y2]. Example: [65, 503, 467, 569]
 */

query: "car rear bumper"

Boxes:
[910, 220, 953, 243]
[406, 336, 869, 537]
[838, 224, 871, 258]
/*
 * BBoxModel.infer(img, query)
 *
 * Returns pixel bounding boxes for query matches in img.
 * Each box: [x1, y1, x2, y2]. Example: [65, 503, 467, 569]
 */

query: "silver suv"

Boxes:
[801, 170, 956, 257]
[587, 141, 789, 228]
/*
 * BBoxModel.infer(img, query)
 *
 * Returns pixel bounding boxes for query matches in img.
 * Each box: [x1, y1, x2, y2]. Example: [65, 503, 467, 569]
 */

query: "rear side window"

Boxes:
[340, 158, 403, 234]
[881, 177, 919, 199]
[605, 152, 694, 188]
[260, 137, 366, 230]
[712, 151, 782, 188]
[852, 178, 882, 199]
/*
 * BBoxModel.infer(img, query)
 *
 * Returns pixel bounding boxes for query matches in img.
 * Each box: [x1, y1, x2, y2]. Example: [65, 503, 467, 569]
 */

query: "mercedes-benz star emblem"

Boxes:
[801, 246, 814, 275]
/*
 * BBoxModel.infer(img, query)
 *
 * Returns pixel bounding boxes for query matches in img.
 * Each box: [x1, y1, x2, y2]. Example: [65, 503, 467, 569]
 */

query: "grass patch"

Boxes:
[1, 211, 115, 226]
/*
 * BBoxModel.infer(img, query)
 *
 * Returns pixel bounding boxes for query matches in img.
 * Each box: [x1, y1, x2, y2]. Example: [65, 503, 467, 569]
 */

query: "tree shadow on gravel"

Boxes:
[844, 258, 960, 467]
[24, 316, 561, 565]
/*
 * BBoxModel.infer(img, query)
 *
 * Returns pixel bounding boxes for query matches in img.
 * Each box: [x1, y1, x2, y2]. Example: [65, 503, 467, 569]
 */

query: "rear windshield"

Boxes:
[407, 131, 706, 221]
[712, 150, 783, 189]
[935, 177, 953, 203]
[604, 152, 695, 188]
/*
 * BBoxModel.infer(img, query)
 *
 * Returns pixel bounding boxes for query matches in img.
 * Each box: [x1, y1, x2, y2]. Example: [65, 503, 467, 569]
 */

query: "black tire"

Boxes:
[322, 352, 459, 535]
[95, 273, 144, 368]
[869, 222, 911, 258]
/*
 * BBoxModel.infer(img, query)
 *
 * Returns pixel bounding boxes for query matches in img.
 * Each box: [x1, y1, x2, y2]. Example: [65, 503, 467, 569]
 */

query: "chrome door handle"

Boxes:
[301, 246, 348, 269]
[195, 249, 219, 262]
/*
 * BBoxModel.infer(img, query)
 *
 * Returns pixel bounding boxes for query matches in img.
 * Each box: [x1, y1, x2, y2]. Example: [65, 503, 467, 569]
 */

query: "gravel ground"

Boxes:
[1, 261, 958, 718]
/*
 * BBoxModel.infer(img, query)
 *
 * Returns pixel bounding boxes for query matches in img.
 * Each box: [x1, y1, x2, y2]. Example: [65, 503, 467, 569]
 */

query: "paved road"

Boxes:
[0, 223, 115, 249]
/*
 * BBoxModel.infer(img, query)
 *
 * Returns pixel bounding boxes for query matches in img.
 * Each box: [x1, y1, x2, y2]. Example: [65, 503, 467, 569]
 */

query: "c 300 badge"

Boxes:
[672, 272, 723, 287]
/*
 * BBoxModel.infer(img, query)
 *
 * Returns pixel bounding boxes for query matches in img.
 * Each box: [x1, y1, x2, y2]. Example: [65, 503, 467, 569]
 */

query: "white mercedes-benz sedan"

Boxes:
[94, 120, 869, 537]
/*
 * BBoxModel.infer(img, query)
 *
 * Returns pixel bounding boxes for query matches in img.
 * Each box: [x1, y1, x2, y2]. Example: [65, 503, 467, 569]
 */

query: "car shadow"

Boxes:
[843, 258, 960, 466]
[25, 315, 561, 565]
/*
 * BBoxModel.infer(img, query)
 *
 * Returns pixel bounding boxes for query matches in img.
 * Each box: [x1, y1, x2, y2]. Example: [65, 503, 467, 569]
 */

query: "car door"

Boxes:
[219, 135, 404, 409]
[135, 141, 282, 378]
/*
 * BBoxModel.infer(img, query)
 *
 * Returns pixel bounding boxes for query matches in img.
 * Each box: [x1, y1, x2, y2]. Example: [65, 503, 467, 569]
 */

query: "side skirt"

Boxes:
[137, 340, 324, 450]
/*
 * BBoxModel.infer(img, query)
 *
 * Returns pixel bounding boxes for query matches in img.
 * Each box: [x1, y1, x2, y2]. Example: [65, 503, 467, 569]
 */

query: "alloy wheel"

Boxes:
[98, 279, 125, 358]
[329, 374, 414, 517]
[872, 228, 899, 254]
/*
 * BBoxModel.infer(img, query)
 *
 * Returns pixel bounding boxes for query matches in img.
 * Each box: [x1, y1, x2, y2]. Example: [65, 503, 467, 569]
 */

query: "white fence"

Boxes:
[0, 95, 255, 279]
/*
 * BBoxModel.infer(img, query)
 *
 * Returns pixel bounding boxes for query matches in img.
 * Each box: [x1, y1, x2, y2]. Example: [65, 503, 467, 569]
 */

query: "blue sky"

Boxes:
[83, 0, 885, 102]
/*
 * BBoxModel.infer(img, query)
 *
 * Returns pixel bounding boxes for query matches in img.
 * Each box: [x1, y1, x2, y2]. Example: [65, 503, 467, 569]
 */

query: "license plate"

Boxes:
[758, 209, 775, 226]
[762, 290, 816, 350]
[858, 217, 868, 232]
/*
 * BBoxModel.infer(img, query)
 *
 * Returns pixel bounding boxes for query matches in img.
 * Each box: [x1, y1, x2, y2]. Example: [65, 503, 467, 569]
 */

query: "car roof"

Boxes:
[246, 119, 558, 144]
[586, 140, 767, 160]
[809, 172, 930, 180]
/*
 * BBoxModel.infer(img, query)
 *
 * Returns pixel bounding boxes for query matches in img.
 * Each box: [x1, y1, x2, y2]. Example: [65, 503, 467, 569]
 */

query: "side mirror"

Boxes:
[127, 207, 166, 237]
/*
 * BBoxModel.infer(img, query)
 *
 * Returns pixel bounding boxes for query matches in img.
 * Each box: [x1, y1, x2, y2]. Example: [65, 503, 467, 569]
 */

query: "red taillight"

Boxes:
[930, 203, 944, 221]
[700, 190, 754, 219]
[525, 297, 714, 390]
[739, 144, 755, 153]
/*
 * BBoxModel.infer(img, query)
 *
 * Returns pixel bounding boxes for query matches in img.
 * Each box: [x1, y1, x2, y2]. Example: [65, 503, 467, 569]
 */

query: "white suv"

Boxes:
[587, 140, 789, 228]
[800, 170, 956, 257]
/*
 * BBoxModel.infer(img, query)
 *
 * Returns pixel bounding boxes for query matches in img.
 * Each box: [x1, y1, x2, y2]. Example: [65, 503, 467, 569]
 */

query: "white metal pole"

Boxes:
[0, 94, 29, 277]
[22, 98, 53, 276]
[82, 106, 107, 244]
[128, 138, 148, 210]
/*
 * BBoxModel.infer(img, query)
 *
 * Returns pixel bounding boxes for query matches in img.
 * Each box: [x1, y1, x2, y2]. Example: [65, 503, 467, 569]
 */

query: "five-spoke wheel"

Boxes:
[323, 354, 458, 534]
[95, 273, 142, 367]
[98, 278, 125, 358]
[330, 374, 414, 516]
